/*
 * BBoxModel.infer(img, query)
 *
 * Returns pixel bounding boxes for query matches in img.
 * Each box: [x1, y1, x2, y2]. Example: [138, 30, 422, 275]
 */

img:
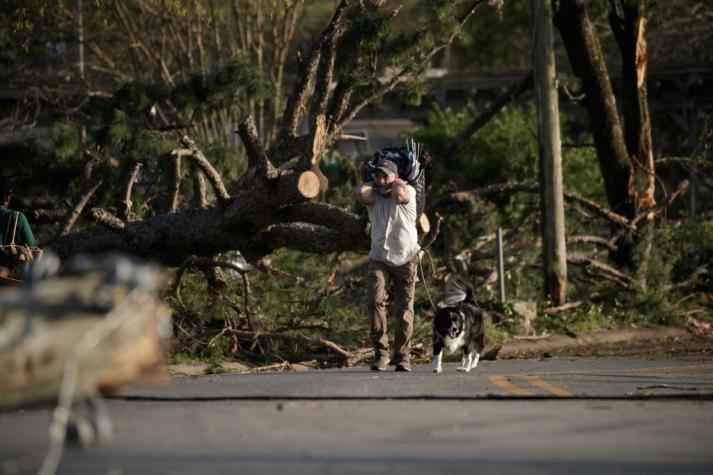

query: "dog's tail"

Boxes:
[443, 274, 476, 307]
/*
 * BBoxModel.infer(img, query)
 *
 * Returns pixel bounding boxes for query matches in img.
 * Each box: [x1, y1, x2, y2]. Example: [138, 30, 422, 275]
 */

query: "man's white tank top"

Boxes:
[366, 185, 420, 267]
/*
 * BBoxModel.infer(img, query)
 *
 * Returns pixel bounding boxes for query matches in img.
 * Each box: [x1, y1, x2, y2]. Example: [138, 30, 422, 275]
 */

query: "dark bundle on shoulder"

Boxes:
[362, 145, 429, 183]
[362, 142, 433, 217]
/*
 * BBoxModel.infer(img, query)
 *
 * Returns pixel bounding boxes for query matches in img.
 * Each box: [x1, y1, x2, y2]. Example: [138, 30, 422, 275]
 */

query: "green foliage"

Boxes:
[412, 101, 606, 206]
[413, 103, 539, 193]
[170, 55, 269, 119]
[0, 135, 54, 180]
[663, 213, 713, 281]
[203, 142, 248, 182]
[637, 212, 713, 323]
[562, 143, 607, 205]
[337, 1, 480, 107]
[50, 122, 81, 163]
[0, 130, 85, 199]
[455, 0, 531, 71]
[535, 301, 618, 336]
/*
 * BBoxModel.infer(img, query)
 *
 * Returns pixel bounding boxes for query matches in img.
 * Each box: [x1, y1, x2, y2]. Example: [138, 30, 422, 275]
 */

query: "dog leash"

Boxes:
[418, 249, 483, 312]
[417, 249, 438, 311]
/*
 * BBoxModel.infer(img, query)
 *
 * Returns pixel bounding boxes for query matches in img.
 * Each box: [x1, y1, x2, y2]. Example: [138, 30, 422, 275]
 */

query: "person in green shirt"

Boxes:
[0, 177, 38, 275]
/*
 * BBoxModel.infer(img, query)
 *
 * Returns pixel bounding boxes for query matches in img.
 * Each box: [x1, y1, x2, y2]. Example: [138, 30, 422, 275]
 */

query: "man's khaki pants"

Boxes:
[368, 257, 417, 363]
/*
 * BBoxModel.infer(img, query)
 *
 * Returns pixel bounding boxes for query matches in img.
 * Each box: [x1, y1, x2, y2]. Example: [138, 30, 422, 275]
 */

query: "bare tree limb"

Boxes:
[275, 202, 367, 237]
[631, 179, 689, 227]
[326, 82, 354, 136]
[663, 266, 709, 293]
[118, 162, 142, 221]
[191, 165, 208, 209]
[420, 213, 444, 249]
[27, 208, 67, 224]
[244, 222, 369, 261]
[179, 135, 231, 204]
[607, 179, 689, 249]
[567, 253, 635, 288]
[167, 150, 186, 213]
[59, 180, 104, 236]
[278, 1, 348, 141]
[567, 235, 619, 252]
[303, 1, 347, 177]
[227, 329, 353, 361]
[86, 207, 127, 233]
[173, 255, 251, 306]
[542, 290, 618, 314]
[237, 116, 278, 180]
[329, 0, 486, 137]
[427, 182, 634, 231]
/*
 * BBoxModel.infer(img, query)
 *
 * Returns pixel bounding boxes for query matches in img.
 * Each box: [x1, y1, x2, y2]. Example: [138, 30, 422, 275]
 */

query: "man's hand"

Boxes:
[390, 178, 411, 204]
[354, 182, 376, 205]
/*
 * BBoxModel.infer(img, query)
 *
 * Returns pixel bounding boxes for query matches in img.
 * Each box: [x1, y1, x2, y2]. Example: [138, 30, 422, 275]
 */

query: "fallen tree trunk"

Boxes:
[43, 2, 480, 266]
[46, 167, 323, 265]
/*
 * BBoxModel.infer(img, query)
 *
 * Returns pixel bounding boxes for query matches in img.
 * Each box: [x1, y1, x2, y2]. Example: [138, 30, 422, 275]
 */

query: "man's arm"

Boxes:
[17, 212, 37, 247]
[354, 181, 376, 205]
[391, 179, 411, 204]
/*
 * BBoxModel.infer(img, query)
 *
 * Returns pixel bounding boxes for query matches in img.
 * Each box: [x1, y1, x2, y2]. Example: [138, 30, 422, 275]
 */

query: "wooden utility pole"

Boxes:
[533, 0, 567, 304]
[77, 0, 87, 143]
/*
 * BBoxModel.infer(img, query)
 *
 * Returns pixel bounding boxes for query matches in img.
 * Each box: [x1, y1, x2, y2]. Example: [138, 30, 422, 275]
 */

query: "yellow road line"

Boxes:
[519, 362, 713, 378]
[489, 375, 535, 396]
[523, 375, 574, 397]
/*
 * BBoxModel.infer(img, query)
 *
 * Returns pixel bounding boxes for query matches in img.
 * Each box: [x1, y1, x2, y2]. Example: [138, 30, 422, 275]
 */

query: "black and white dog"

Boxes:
[432, 276, 484, 373]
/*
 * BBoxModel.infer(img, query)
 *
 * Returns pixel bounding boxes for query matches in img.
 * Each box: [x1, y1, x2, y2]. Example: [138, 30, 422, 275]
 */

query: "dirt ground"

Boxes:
[495, 326, 713, 359]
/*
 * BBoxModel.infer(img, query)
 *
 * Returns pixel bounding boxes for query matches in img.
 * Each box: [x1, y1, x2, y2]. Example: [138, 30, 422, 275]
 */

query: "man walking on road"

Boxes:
[355, 157, 420, 372]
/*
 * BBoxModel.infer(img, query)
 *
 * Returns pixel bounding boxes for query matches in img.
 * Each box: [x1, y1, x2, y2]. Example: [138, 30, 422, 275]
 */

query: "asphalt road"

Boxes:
[2, 356, 713, 475]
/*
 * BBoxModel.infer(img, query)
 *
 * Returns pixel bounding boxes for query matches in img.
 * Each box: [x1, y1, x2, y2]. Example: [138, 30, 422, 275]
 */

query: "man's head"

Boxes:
[0, 177, 12, 207]
[371, 159, 398, 190]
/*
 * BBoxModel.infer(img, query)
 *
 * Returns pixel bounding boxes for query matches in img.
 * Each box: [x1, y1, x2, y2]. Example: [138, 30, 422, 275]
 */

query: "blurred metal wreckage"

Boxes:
[0, 252, 172, 470]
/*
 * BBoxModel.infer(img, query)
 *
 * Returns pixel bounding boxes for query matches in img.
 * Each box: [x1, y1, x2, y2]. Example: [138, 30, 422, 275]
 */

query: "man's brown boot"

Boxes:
[370, 354, 389, 371]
